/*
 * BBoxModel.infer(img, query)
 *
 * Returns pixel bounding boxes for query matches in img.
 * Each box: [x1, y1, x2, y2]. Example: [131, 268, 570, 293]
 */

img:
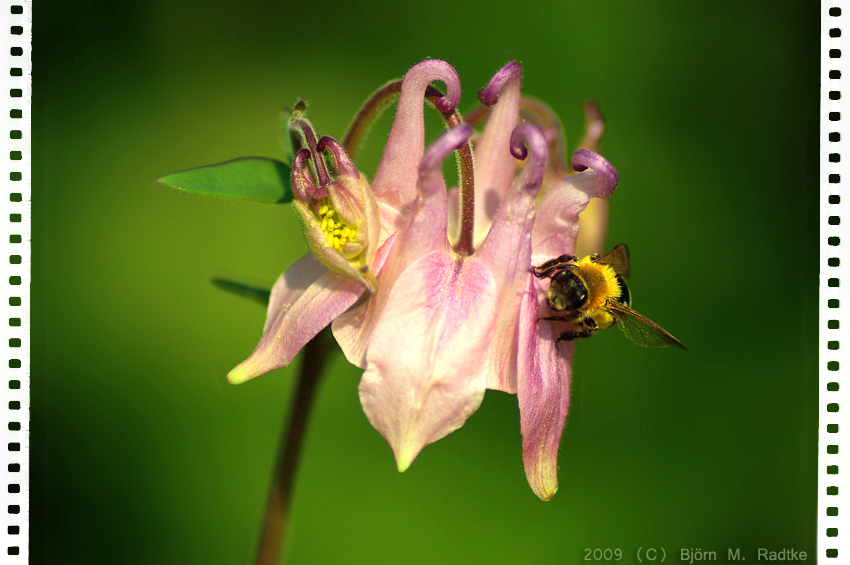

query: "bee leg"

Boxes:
[531, 254, 578, 278]
[555, 318, 598, 343]
[555, 327, 598, 343]
[555, 330, 581, 343]
[538, 312, 582, 323]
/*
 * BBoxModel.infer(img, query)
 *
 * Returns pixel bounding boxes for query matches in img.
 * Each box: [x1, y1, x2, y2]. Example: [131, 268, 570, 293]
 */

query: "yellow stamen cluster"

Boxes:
[318, 199, 357, 252]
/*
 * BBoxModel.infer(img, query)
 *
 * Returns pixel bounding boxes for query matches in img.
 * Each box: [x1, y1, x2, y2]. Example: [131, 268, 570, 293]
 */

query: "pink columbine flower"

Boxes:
[229, 60, 618, 500]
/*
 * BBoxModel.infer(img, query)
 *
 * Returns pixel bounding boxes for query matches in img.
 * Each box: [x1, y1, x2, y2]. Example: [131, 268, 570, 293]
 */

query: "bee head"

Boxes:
[548, 269, 589, 312]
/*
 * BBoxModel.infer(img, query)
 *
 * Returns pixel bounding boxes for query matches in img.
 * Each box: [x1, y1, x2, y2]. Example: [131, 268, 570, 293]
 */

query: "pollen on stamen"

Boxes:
[316, 196, 362, 253]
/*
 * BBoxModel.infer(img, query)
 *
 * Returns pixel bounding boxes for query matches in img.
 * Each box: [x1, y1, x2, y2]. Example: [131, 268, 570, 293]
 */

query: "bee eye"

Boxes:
[548, 270, 588, 311]
[616, 275, 631, 307]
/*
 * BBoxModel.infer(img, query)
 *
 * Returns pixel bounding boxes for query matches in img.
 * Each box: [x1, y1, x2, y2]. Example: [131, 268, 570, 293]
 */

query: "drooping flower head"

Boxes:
[229, 60, 618, 500]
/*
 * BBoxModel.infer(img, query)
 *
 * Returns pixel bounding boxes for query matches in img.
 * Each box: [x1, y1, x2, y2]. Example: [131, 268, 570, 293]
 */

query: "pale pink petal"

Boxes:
[517, 276, 574, 500]
[473, 62, 522, 247]
[531, 149, 619, 264]
[377, 201, 405, 244]
[359, 251, 496, 471]
[330, 231, 400, 368]
[371, 60, 461, 213]
[475, 124, 547, 394]
[262, 253, 323, 334]
[227, 253, 364, 384]
[226, 233, 399, 384]
[333, 126, 472, 368]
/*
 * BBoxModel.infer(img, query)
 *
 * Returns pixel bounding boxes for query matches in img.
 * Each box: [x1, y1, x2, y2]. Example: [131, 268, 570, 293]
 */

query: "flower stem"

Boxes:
[343, 81, 402, 161]
[254, 329, 330, 565]
[445, 108, 475, 256]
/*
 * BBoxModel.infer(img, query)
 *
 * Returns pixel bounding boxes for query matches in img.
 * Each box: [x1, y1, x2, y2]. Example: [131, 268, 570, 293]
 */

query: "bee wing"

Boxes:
[608, 302, 687, 350]
[594, 243, 631, 278]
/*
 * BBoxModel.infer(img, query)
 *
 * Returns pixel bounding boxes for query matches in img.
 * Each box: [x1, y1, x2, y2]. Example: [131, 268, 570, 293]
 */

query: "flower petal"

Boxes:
[473, 62, 522, 247]
[371, 60, 461, 214]
[475, 124, 548, 394]
[358, 251, 496, 471]
[333, 126, 473, 368]
[329, 231, 399, 368]
[571, 146, 617, 257]
[570, 149, 618, 197]
[531, 149, 619, 264]
[227, 253, 364, 384]
[517, 276, 574, 500]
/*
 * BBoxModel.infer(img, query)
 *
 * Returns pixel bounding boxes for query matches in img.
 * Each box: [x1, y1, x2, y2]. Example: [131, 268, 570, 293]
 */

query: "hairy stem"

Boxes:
[342, 81, 402, 161]
[440, 103, 475, 256]
[254, 329, 330, 565]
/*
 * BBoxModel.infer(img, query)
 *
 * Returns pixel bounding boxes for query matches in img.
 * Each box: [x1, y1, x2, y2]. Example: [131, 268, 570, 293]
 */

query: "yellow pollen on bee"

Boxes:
[574, 257, 620, 314]
[317, 198, 358, 251]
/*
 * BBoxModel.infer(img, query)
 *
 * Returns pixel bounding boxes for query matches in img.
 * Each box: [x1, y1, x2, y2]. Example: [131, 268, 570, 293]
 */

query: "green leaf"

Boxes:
[211, 278, 271, 307]
[156, 157, 293, 203]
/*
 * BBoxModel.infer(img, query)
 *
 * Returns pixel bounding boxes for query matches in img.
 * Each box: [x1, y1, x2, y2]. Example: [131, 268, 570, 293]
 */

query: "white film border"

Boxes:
[0, 4, 832, 562]
[0, 1, 28, 562]
[823, 2, 848, 562]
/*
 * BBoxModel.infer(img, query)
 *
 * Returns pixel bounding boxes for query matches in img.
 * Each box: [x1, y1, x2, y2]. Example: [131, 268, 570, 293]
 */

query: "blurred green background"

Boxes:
[33, 1, 819, 563]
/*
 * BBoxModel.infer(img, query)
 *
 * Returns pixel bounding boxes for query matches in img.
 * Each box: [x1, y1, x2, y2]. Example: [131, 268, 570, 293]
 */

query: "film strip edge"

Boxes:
[0, 0, 29, 561]
[822, 2, 850, 561]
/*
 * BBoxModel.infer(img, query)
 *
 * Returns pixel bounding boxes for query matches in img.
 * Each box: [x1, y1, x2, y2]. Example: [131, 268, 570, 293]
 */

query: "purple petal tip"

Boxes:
[318, 136, 358, 177]
[570, 149, 619, 197]
[478, 61, 522, 106]
[420, 124, 473, 176]
[510, 123, 547, 164]
[408, 59, 462, 114]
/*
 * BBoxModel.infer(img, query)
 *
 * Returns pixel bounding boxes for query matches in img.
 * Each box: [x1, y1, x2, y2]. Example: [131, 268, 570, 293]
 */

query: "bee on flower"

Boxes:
[228, 60, 621, 500]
